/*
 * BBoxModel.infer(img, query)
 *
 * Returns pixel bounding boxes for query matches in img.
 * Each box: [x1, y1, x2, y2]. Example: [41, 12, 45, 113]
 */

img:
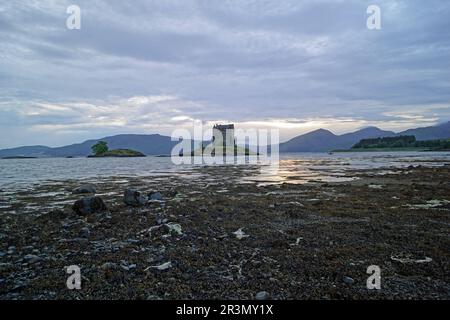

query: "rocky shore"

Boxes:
[0, 163, 449, 300]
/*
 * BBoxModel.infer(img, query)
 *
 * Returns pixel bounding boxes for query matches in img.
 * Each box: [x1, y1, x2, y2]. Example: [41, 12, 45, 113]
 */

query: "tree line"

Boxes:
[352, 135, 450, 150]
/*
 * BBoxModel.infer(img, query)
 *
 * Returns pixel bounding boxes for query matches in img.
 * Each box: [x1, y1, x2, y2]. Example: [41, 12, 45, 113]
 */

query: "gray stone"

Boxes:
[343, 276, 354, 285]
[149, 192, 163, 201]
[23, 254, 42, 264]
[255, 291, 271, 300]
[157, 218, 168, 225]
[72, 196, 107, 216]
[11, 281, 28, 292]
[120, 261, 137, 271]
[72, 184, 96, 194]
[79, 227, 90, 238]
[124, 188, 147, 206]
[100, 262, 118, 270]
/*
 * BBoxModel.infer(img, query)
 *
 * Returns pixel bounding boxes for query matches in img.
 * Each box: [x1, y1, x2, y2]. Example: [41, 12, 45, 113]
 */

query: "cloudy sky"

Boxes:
[1, 0, 450, 148]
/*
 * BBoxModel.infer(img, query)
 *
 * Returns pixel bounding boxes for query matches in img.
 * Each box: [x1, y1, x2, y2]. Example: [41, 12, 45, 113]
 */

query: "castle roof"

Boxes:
[213, 124, 234, 130]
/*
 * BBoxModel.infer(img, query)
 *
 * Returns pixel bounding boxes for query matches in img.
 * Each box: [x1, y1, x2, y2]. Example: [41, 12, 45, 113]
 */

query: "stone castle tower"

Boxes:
[212, 124, 235, 149]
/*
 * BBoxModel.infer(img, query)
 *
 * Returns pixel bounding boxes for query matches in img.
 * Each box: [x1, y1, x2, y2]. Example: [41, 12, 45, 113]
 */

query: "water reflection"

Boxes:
[0, 151, 449, 189]
[240, 152, 450, 186]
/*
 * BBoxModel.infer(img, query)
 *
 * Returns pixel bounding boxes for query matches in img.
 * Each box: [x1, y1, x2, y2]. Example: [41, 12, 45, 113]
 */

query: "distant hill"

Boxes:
[1, 121, 449, 157]
[0, 134, 182, 158]
[0, 145, 53, 158]
[280, 121, 450, 152]
[279, 129, 339, 152]
[279, 127, 395, 152]
[399, 121, 450, 140]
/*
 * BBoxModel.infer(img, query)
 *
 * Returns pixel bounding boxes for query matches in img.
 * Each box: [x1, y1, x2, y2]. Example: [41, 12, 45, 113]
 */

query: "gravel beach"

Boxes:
[1, 162, 449, 300]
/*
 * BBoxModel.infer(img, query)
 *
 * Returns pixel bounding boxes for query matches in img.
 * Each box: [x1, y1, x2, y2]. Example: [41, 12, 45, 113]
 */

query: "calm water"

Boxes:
[0, 152, 449, 189]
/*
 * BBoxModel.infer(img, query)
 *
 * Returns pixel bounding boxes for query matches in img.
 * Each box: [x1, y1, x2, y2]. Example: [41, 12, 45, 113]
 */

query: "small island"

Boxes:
[87, 141, 146, 158]
[186, 124, 259, 156]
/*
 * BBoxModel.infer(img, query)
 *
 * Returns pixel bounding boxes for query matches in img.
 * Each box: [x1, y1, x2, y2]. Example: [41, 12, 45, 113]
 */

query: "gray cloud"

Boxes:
[0, 0, 449, 147]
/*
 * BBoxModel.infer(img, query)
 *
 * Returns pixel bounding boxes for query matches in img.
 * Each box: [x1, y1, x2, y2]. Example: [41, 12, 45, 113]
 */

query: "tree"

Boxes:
[91, 141, 108, 155]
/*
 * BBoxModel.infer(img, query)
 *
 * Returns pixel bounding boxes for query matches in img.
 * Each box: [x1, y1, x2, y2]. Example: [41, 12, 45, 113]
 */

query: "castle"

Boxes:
[212, 124, 235, 149]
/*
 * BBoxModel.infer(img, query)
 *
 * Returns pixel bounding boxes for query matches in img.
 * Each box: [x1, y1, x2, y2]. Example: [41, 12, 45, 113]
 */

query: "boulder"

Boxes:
[72, 196, 107, 215]
[72, 184, 96, 194]
[124, 188, 147, 206]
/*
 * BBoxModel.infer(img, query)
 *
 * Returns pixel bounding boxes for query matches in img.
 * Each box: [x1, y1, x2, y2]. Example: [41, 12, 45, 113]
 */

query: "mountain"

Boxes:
[336, 127, 396, 150]
[279, 127, 395, 152]
[279, 129, 339, 152]
[1, 122, 449, 157]
[0, 145, 53, 158]
[398, 121, 450, 140]
[0, 134, 181, 158]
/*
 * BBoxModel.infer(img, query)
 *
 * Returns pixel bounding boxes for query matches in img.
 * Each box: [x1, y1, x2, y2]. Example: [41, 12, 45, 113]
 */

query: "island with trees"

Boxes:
[335, 135, 450, 152]
[88, 141, 146, 157]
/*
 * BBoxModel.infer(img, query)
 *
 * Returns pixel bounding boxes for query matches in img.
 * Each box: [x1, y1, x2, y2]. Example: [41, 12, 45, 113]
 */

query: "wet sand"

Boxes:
[0, 162, 449, 299]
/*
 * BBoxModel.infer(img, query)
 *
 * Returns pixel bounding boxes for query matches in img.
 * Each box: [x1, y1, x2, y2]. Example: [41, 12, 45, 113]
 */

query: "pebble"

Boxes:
[100, 262, 118, 270]
[146, 261, 172, 271]
[255, 291, 271, 300]
[165, 223, 182, 235]
[11, 281, 28, 292]
[121, 264, 137, 271]
[79, 227, 90, 238]
[343, 276, 354, 285]
[233, 228, 249, 240]
[157, 218, 168, 225]
[23, 254, 42, 264]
